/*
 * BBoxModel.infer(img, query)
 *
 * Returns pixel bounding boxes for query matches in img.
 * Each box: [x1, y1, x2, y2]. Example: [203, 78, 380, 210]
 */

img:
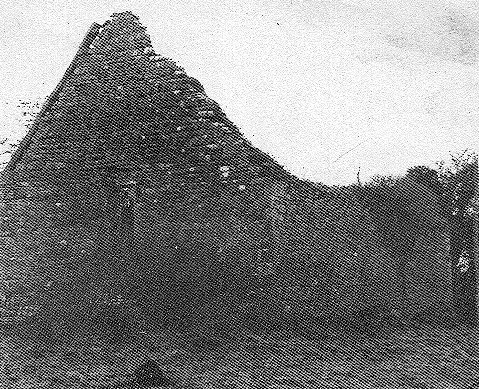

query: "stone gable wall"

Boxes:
[0, 12, 452, 330]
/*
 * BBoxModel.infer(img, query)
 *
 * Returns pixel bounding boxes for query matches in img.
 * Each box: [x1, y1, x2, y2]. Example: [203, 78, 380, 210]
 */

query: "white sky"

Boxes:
[1, 0, 478, 185]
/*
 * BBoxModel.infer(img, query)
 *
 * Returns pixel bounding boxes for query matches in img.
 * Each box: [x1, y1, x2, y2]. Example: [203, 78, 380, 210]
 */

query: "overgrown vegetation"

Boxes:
[357, 151, 478, 324]
[437, 152, 478, 323]
[1, 94, 477, 339]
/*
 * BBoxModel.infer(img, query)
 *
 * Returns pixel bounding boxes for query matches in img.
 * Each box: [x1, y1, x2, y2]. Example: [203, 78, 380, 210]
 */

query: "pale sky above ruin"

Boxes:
[0, 0, 478, 185]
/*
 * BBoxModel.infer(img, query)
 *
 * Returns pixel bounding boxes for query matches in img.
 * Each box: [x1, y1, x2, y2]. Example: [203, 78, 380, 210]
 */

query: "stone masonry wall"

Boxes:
[0, 11, 453, 329]
[0, 11, 289, 323]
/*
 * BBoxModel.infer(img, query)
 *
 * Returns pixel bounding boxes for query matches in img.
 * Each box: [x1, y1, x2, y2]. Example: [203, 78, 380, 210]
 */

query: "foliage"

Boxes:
[403, 151, 478, 323]
[360, 173, 445, 250]
[437, 151, 478, 322]
[433, 151, 478, 272]
[406, 165, 443, 200]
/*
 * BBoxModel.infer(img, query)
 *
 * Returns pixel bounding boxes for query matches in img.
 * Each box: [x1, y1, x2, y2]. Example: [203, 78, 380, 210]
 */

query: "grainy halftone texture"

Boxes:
[0, 10, 464, 388]
[2, 325, 479, 388]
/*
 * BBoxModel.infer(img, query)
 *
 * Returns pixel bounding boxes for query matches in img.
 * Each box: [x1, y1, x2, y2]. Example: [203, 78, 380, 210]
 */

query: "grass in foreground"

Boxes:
[1, 324, 479, 388]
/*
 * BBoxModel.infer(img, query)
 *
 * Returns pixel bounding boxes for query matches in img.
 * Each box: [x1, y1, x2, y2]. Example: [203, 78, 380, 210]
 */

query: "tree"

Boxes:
[436, 151, 478, 323]
[406, 165, 443, 202]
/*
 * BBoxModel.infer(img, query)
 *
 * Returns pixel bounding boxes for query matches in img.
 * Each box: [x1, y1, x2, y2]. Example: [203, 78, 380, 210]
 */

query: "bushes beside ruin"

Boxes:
[356, 174, 452, 322]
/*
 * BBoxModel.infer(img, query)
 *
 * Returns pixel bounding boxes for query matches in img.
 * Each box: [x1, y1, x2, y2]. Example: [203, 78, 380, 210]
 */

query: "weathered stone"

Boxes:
[0, 11, 452, 330]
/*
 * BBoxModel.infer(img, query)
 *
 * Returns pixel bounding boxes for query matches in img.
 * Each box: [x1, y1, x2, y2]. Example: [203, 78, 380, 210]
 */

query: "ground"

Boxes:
[1, 324, 479, 388]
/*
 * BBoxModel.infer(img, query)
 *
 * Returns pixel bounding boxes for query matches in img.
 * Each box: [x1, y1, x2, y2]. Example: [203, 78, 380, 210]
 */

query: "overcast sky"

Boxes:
[1, 0, 478, 185]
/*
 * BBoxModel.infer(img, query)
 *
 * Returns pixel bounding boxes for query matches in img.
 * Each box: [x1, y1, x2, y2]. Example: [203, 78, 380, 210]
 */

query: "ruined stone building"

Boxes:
[0, 12, 453, 329]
